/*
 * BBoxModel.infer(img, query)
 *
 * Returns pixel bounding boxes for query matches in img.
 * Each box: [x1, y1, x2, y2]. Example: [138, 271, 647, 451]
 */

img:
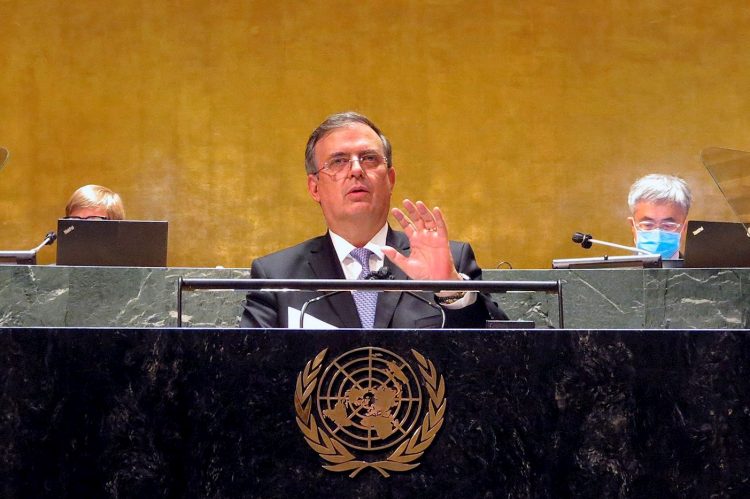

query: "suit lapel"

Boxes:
[306, 234, 362, 328]
[374, 228, 409, 328]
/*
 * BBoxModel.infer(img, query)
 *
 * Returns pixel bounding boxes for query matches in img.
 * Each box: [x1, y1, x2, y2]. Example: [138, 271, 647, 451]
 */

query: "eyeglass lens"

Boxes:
[636, 221, 681, 232]
[323, 152, 385, 174]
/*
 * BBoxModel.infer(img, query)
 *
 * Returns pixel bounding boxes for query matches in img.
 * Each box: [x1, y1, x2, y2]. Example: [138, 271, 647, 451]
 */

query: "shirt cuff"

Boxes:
[435, 273, 478, 309]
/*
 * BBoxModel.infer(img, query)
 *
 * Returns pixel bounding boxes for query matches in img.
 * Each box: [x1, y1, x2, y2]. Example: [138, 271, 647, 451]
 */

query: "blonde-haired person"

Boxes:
[65, 185, 125, 220]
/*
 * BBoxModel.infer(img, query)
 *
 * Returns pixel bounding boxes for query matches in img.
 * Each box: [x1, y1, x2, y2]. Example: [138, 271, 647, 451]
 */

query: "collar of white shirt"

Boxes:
[328, 224, 388, 280]
[328, 223, 477, 309]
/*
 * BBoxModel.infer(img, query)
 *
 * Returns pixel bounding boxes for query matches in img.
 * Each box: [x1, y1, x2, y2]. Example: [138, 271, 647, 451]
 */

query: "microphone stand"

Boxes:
[0, 231, 57, 265]
[297, 266, 446, 329]
[299, 291, 342, 329]
[552, 232, 661, 269]
[366, 267, 446, 329]
[572, 232, 655, 256]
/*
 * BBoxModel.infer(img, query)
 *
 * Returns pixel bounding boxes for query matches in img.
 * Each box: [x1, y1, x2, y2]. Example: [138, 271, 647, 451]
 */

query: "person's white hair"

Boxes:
[628, 174, 692, 214]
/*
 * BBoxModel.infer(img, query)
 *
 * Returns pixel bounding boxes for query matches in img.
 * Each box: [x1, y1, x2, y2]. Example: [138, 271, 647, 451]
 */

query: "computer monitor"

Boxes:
[684, 220, 750, 268]
[56, 219, 168, 267]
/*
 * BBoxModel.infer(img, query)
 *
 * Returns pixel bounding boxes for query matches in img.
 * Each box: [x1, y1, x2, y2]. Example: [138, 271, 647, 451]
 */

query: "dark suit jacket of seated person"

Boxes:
[241, 228, 505, 328]
[240, 112, 506, 329]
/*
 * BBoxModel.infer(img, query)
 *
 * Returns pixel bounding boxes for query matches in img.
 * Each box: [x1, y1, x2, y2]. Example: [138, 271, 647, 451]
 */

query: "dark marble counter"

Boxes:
[1, 265, 748, 329]
[2, 327, 749, 498]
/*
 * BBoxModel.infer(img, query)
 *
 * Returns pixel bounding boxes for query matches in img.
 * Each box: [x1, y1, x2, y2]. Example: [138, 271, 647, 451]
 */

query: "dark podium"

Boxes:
[2, 327, 749, 498]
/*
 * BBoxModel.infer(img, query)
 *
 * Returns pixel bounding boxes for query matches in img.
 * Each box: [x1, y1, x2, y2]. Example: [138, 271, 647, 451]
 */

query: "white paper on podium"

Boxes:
[287, 307, 338, 329]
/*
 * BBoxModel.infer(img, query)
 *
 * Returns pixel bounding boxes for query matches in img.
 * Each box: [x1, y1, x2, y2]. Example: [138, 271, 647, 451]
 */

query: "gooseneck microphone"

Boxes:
[298, 266, 447, 329]
[29, 230, 58, 261]
[366, 266, 446, 329]
[0, 231, 57, 265]
[572, 232, 655, 256]
[299, 291, 342, 328]
[572, 232, 593, 249]
[33, 232, 58, 251]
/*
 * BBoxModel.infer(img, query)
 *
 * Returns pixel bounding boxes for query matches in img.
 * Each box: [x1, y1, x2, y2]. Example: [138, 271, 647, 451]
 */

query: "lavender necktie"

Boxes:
[349, 248, 377, 329]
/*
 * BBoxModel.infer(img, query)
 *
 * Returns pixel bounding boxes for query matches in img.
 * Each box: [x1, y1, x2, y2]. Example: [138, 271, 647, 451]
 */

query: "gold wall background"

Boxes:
[1, 1, 748, 269]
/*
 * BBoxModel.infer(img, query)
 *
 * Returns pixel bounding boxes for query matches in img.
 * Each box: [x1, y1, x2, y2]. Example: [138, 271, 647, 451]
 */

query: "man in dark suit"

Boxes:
[240, 112, 506, 328]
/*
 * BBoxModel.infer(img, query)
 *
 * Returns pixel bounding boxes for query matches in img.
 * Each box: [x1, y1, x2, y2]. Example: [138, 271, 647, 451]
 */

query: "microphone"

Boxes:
[365, 266, 446, 329]
[28, 231, 57, 256]
[0, 231, 57, 265]
[299, 291, 342, 328]
[300, 266, 396, 328]
[34, 231, 57, 251]
[572, 231, 655, 256]
[364, 265, 394, 280]
[299, 266, 447, 329]
[298, 266, 395, 328]
[572, 232, 593, 249]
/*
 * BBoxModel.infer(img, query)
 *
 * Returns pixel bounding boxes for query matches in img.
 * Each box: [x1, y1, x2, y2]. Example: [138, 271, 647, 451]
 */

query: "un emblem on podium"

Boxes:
[294, 347, 446, 477]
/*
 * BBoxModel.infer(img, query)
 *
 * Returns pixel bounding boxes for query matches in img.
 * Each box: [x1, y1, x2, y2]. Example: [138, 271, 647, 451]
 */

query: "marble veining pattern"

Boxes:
[1, 328, 748, 497]
[1, 266, 747, 328]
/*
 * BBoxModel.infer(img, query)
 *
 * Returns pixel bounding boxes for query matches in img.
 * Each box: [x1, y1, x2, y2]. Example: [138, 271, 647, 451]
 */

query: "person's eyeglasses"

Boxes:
[315, 152, 387, 177]
[65, 216, 110, 221]
[634, 220, 682, 232]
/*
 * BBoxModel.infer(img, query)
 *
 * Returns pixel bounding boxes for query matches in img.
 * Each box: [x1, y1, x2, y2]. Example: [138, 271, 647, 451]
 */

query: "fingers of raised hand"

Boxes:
[390, 207, 413, 233]
[400, 199, 439, 233]
[402, 199, 421, 228]
[393, 200, 448, 237]
[432, 206, 448, 235]
[415, 201, 439, 231]
[391, 201, 423, 235]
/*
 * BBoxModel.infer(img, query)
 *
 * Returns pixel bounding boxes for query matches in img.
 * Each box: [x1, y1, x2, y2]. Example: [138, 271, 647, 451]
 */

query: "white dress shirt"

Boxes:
[327, 224, 476, 309]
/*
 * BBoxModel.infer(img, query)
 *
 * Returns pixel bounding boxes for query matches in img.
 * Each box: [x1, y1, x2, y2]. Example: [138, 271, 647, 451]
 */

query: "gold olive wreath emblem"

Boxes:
[294, 347, 446, 478]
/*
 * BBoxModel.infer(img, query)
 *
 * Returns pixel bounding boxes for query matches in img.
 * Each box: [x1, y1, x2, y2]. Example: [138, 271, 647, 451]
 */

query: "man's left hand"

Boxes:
[382, 199, 462, 281]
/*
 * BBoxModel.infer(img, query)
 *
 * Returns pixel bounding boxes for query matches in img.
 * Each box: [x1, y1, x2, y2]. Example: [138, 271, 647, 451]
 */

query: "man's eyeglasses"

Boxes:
[65, 216, 110, 221]
[634, 220, 682, 232]
[315, 152, 387, 177]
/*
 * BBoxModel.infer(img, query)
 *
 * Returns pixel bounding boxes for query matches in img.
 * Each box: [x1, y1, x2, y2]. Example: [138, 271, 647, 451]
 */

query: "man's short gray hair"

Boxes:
[304, 112, 392, 174]
[628, 174, 692, 214]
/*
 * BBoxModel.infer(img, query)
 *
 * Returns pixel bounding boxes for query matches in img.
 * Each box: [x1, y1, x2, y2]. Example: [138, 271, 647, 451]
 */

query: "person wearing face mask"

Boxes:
[627, 174, 692, 260]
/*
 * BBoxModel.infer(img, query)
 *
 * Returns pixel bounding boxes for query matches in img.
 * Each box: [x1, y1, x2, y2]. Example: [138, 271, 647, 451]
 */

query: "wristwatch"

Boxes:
[435, 291, 467, 305]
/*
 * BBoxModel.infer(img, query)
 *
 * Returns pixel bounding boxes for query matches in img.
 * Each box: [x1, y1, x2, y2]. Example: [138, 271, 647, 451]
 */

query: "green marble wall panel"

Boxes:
[0, 266, 248, 328]
[1, 266, 747, 328]
[0, 266, 69, 326]
[486, 268, 749, 329]
[642, 269, 750, 329]
[486, 269, 646, 329]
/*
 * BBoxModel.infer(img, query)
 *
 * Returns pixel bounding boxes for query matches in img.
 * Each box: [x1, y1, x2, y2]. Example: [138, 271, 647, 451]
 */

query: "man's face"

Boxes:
[629, 201, 688, 244]
[308, 123, 395, 234]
